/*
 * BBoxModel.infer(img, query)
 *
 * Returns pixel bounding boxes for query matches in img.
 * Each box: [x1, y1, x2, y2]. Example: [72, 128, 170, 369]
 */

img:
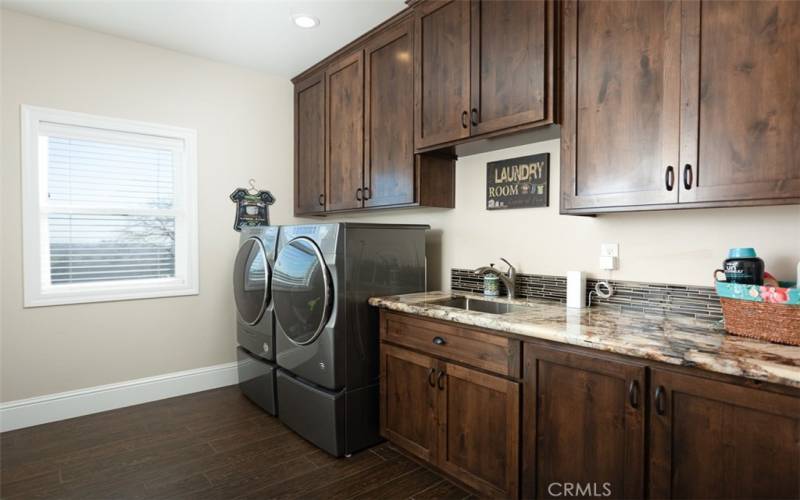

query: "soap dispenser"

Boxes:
[483, 264, 500, 296]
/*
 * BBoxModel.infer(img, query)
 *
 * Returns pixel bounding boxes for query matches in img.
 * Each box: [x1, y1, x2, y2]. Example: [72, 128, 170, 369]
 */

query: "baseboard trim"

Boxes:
[0, 361, 239, 432]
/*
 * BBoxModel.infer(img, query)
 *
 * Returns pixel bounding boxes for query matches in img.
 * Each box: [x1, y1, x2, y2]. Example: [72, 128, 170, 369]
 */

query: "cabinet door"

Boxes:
[469, 0, 553, 136]
[294, 71, 326, 215]
[326, 51, 364, 212]
[414, 0, 471, 149]
[437, 362, 519, 498]
[364, 19, 415, 208]
[650, 369, 800, 499]
[679, 1, 800, 203]
[523, 345, 646, 500]
[380, 344, 439, 463]
[561, 0, 682, 211]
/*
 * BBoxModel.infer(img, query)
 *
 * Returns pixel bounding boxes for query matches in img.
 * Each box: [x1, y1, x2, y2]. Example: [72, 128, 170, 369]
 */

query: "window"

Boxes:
[21, 105, 198, 306]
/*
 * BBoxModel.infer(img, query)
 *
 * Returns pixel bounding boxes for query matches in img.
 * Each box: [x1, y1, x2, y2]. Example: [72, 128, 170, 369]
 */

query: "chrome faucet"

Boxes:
[473, 258, 516, 299]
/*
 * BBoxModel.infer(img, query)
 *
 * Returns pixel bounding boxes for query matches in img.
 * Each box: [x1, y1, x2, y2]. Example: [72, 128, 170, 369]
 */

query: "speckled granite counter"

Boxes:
[369, 291, 800, 389]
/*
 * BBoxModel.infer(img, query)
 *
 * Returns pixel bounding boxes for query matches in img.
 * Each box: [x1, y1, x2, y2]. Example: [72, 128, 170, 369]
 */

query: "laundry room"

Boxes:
[1, 1, 800, 499]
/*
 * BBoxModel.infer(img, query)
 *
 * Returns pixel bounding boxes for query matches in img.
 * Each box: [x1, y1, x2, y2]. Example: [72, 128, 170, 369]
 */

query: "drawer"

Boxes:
[381, 311, 520, 378]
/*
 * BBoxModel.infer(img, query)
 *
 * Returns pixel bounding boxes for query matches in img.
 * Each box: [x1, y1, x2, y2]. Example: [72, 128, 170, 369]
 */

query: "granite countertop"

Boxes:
[368, 291, 800, 389]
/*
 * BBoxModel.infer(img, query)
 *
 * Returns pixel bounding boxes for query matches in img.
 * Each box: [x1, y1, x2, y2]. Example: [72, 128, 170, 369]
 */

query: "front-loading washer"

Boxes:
[234, 225, 279, 415]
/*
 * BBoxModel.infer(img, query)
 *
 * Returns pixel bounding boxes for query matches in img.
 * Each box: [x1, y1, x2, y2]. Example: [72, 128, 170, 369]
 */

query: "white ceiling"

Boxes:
[2, 0, 407, 78]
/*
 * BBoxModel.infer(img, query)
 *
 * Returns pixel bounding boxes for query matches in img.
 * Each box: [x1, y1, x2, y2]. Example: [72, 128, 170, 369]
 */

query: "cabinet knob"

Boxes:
[471, 108, 479, 127]
[436, 370, 445, 390]
[683, 164, 693, 190]
[363, 186, 371, 200]
[432, 336, 446, 346]
[665, 166, 675, 191]
[356, 188, 362, 201]
[654, 385, 666, 415]
[461, 111, 468, 129]
[427, 367, 436, 388]
[628, 380, 640, 408]
[318, 193, 325, 206]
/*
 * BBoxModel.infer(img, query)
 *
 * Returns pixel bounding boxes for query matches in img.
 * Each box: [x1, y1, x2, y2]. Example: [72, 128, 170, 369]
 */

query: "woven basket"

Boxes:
[720, 298, 800, 346]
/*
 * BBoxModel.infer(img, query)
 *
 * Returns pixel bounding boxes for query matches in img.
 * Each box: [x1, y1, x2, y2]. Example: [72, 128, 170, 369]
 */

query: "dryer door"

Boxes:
[273, 237, 332, 346]
[234, 237, 270, 325]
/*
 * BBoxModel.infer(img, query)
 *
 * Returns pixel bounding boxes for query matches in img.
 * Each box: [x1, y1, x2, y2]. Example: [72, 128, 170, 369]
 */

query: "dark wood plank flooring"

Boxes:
[0, 386, 472, 499]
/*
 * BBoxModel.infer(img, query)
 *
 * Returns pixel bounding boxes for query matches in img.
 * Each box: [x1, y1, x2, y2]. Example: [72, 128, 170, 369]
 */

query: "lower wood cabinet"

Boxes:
[380, 341, 520, 498]
[380, 344, 438, 463]
[378, 310, 800, 499]
[523, 344, 646, 500]
[649, 368, 800, 499]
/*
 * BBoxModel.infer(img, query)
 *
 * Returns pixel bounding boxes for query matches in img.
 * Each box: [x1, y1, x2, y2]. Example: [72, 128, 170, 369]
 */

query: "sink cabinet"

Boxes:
[379, 311, 521, 498]
[377, 307, 800, 499]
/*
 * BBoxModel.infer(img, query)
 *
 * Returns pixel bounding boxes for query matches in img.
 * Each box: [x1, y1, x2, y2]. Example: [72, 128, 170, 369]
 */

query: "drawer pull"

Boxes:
[436, 370, 446, 390]
[628, 380, 640, 409]
[432, 336, 446, 346]
[427, 368, 436, 388]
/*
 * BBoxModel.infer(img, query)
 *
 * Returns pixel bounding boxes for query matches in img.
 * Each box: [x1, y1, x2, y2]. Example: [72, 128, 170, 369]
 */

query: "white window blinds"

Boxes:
[22, 106, 198, 306]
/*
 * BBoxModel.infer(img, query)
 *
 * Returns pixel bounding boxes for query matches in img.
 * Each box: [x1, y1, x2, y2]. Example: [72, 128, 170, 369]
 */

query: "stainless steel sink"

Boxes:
[426, 296, 526, 315]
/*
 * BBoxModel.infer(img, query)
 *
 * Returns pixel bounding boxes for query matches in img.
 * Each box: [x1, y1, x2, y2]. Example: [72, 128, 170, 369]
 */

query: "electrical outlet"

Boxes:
[600, 243, 619, 258]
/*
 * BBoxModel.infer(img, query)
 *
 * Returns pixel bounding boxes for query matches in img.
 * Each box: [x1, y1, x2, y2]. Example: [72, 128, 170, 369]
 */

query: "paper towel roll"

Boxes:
[567, 271, 586, 309]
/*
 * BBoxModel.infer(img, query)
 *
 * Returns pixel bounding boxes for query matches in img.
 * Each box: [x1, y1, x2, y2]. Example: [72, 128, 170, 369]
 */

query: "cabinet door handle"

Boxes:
[432, 336, 446, 346]
[654, 385, 666, 415]
[628, 380, 640, 409]
[683, 164, 693, 190]
[461, 111, 468, 129]
[471, 108, 479, 126]
[363, 186, 371, 200]
[356, 188, 362, 201]
[436, 370, 445, 390]
[427, 368, 436, 388]
[665, 166, 675, 191]
[318, 193, 325, 206]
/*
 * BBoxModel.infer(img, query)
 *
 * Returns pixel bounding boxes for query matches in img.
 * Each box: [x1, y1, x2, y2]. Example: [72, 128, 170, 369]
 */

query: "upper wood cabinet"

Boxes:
[414, 0, 471, 149]
[364, 19, 416, 208]
[326, 51, 365, 212]
[679, 0, 800, 204]
[415, 0, 556, 151]
[294, 71, 326, 215]
[561, 0, 800, 214]
[470, 0, 553, 136]
[649, 368, 800, 499]
[294, 14, 455, 216]
[523, 344, 646, 500]
[560, 0, 682, 211]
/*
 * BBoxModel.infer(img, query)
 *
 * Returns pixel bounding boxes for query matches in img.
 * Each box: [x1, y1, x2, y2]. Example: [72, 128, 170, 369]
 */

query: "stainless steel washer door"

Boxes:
[234, 237, 270, 325]
[273, 237, 332, 346]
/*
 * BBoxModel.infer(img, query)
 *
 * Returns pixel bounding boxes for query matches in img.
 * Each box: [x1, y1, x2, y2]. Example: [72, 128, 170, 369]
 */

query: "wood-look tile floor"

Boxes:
[0, 386, 472, 499]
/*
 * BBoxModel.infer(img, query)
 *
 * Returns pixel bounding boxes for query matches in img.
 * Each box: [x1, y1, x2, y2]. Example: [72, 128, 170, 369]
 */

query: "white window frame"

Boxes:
[21, 105, 199, 307]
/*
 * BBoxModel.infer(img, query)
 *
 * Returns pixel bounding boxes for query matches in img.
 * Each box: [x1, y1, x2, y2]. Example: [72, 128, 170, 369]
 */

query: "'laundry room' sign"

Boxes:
[486, 153, 549, 210]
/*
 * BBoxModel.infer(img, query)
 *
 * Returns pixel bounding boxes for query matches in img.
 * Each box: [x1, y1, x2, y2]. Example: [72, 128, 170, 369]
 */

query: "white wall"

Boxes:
[2, 10, 798, 403]
[314, 137, 800, 291]
[1, 10, 292, 402]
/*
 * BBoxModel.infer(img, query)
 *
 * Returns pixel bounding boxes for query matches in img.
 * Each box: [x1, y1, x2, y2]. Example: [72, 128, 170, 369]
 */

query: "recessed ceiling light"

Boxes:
[292, 14, 319, 29]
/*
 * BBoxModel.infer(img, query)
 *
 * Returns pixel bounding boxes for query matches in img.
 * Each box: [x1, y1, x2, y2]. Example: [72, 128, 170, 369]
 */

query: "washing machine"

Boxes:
[272, 223, 428, 456]
[234, 225, 279, 415]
